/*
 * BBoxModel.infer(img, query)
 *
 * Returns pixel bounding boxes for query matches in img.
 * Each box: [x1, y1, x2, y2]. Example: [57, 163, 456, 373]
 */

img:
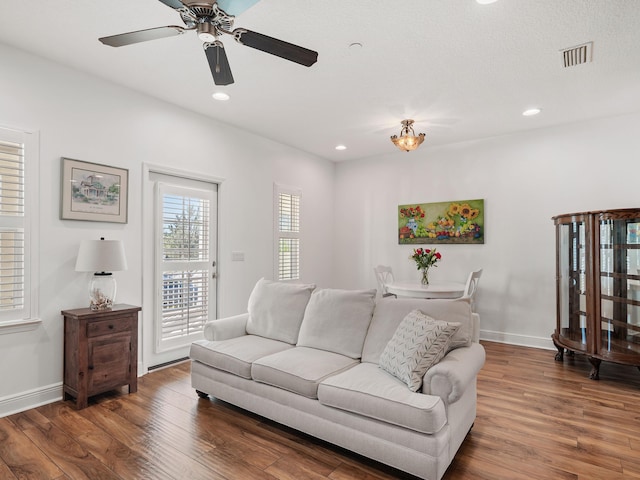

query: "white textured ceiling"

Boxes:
[1, 0, 639, 161]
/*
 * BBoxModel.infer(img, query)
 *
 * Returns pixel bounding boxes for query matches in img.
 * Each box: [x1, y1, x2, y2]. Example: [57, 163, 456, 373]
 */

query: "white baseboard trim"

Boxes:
[0, 383, 63, 418]
[480, 329, 556, 351]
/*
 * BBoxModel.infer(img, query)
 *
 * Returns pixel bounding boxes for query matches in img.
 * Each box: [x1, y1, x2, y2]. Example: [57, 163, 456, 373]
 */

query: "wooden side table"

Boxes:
[62, 304, 141, 409]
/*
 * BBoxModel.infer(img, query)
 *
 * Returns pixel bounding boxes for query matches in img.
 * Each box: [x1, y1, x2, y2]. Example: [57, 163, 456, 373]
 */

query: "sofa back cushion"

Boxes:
[362, 297, 473, 364]
[296, 288, 376, 359]
[246, 278, 316, 344]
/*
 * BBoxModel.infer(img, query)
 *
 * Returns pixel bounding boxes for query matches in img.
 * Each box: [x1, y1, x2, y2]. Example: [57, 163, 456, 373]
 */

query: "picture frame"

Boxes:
[398, 199, 484, 244]
[60, 158, 129, 223]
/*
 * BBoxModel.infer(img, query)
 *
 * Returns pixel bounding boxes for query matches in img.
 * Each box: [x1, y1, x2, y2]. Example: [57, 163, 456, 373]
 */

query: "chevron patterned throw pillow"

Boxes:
[379, 310, 460, 391]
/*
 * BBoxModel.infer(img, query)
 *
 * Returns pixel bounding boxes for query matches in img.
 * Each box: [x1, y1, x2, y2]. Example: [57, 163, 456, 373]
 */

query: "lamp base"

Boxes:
[89, 273, 117, 310]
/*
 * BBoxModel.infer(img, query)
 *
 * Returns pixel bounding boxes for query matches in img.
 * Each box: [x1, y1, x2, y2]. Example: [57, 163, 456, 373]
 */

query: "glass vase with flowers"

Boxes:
[410, 247, 442, 286]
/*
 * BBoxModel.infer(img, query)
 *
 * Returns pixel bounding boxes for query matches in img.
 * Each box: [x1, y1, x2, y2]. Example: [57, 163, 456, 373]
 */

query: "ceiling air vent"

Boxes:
[561, 42, 593, 68]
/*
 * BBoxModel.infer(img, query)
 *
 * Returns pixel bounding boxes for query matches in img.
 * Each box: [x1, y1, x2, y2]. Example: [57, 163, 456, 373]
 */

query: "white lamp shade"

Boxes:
[75, 239, 128, 273]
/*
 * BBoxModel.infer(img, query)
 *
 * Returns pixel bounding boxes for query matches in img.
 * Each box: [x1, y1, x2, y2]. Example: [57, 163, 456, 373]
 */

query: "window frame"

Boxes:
[274, 183, 302, 282]
[0, 125, 40, 334]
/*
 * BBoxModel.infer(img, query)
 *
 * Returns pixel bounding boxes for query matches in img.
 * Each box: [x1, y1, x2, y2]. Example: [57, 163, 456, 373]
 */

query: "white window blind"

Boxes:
[0, 130, 26, 322]
[156, 183, 213, 350]
[275, 185, 301, 281]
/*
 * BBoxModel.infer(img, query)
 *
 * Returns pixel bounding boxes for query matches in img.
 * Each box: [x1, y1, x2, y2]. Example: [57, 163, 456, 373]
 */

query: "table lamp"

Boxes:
[75, 237, 128, 310]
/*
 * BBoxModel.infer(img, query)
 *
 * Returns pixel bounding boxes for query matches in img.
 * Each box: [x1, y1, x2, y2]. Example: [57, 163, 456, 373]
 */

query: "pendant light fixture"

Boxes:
[390, 119, 425, 152]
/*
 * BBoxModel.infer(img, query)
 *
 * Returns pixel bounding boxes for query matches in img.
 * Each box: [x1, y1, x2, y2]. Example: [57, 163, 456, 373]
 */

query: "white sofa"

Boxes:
[190, 280, 485, 480]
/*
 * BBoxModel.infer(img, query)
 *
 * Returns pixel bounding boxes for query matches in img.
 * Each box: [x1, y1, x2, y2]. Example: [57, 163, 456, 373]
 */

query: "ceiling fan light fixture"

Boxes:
[197, 22, 217, 43]
[390, 119, 425, 152]
[199, 32, 216, 42]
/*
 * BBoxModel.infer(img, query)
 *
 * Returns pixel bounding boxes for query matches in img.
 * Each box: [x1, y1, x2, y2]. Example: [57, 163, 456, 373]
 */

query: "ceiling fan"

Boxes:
[98, 0, 318, 86]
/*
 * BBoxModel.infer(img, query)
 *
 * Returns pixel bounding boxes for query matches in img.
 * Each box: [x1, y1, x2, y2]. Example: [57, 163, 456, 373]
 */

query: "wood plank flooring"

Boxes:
[1, 341, 640, 479]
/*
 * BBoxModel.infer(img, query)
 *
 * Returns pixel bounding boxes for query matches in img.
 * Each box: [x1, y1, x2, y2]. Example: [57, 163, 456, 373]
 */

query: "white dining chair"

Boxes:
[461, 268, 483, 310]
[373, 265, 396, 298]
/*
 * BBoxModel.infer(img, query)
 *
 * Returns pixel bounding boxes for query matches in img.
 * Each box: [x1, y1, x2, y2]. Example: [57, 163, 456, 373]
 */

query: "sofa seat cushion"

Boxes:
[190, 335, 293, 379]
[246, 278, 316, 344]
[251, 347, 358, 399]
[317, 362, 447, 435]
[297, 288, 376, 359]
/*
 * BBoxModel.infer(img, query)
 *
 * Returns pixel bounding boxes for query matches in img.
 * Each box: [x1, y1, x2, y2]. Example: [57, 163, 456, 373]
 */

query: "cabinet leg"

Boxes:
[554, 346, 564, 361]
[76, 396, 88, 410]
[588, 357, 601, 380]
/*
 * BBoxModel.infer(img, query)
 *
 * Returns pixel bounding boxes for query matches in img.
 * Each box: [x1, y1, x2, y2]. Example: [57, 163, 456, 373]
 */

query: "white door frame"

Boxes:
[141, 163, 225, 374]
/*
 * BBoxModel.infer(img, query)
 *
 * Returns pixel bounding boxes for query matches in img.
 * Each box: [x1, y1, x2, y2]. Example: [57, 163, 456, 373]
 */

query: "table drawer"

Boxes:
[87, 317, 133, 337]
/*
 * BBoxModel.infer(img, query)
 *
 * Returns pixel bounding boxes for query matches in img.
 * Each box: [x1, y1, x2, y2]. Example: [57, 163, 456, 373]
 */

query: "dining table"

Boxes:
[385, 281, 466, 299]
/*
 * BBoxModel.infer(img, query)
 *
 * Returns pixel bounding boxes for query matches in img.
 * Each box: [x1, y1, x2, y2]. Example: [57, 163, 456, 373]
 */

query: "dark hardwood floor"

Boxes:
[1, 341, 640, 479]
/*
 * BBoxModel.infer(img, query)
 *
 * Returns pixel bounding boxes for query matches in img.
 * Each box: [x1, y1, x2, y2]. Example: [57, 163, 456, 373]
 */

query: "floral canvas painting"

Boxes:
[398, 199, 484, 244]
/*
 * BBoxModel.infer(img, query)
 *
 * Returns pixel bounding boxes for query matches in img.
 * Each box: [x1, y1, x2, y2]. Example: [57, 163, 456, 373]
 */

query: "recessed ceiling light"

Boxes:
[212, 92, 230, 101]
[349, 42, 363, 49]
[476, 0, 498, 4]
[335, 145, 347, 151]
[522, 108, 541, 116]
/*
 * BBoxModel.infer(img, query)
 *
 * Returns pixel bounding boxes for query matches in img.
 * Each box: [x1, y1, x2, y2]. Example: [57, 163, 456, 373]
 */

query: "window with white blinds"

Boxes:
[275, 184, 301, 281]
[156, 182, 214, 351]
[0, 126, 36, 328]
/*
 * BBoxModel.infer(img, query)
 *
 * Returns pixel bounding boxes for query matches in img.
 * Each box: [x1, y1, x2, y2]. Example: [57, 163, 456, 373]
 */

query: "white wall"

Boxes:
[3, 38, 639, 416]
[333, 112, 640, 348]
[0, 44, 334, 415]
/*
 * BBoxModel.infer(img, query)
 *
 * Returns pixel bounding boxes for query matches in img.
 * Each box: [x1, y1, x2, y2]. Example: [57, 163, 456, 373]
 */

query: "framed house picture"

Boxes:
[60, 158, 129, 223]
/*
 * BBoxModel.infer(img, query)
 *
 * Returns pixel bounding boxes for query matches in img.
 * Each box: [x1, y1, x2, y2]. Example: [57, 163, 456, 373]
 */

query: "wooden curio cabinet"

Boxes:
[552, 209, 640, 379]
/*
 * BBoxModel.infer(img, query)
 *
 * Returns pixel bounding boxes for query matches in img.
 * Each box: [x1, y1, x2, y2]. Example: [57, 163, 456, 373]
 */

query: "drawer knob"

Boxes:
[108, 324, 114, 329]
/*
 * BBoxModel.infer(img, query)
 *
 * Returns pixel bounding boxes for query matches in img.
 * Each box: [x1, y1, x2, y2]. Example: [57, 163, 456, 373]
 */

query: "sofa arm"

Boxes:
[203, 313, 249, 341]
[422, 342, 486, 404]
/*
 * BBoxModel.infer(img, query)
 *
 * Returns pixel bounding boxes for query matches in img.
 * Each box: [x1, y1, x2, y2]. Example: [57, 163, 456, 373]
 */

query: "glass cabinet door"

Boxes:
[557, 219, 588, 350]
[598, 218, 640, 359]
